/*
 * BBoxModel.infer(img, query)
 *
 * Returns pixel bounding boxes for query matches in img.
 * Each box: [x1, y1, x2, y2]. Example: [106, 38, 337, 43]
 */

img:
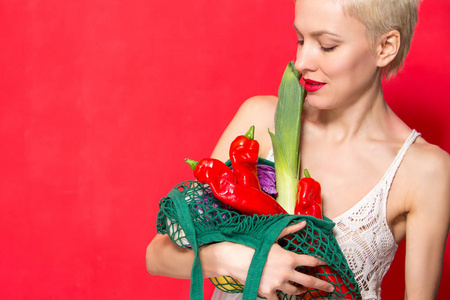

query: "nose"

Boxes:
[294, 43, 318, 74]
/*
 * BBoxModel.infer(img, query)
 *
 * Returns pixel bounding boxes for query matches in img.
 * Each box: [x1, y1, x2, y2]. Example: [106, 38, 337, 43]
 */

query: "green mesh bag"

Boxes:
[156, 159, 361, 300]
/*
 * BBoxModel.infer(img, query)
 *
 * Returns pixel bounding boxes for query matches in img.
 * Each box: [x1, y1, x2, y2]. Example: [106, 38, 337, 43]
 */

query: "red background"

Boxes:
[1, 0, 449, 299]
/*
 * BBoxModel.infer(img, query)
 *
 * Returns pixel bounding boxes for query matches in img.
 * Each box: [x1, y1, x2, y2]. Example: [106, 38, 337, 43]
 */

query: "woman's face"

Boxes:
[294, 0, 380, 110]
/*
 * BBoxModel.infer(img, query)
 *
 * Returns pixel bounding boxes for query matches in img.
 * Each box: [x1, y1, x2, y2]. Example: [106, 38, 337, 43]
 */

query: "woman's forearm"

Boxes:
[147, 226, 335, 298]
[146, 234, 236, 279]
[146, 234, 195, 279]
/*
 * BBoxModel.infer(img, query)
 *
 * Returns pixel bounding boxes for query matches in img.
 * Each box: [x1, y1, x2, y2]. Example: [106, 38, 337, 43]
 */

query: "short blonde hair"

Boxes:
[340, 0, 421, 77]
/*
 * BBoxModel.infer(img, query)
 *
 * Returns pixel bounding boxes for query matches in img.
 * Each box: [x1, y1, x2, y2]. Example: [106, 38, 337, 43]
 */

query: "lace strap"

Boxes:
[382, 130, 421, 191]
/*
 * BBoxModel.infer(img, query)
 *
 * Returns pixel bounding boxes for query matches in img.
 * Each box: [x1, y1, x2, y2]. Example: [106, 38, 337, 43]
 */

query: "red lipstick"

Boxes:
[300, 77, 326, 93]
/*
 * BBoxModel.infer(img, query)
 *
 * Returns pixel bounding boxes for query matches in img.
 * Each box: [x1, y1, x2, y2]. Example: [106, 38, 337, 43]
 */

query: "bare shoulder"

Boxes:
[407, 137, 450, 180]
[236, 95, 278, 123]
[240, 94, 278, 110]
[211, 95, 278, 160]
[403, 136, 450, 214]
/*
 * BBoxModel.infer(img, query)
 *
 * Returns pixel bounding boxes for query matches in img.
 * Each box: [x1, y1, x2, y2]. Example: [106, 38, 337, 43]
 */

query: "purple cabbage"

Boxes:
[256, 164, 278, 198]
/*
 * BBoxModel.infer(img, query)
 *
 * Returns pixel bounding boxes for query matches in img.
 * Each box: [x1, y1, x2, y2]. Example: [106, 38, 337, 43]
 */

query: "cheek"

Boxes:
[326, 47, 377, 87]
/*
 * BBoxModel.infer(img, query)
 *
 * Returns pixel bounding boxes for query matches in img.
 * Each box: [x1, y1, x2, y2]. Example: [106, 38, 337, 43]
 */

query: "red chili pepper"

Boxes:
[294, 170, 355, 298]
[229, 126, 261, 190]
[185, 158, 287, 216]
[295, 169, 323, 219]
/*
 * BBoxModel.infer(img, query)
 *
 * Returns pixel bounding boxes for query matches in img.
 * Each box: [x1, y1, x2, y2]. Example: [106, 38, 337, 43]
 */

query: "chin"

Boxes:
[304, 95, 336, 111]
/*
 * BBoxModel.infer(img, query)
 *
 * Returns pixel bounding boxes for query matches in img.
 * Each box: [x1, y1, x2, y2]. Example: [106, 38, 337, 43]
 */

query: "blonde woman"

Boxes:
[147, 0, 450, 299]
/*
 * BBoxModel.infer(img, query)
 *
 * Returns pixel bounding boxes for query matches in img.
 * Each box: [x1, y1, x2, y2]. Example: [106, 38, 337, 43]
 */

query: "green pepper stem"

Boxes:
[304, 169, 311, 178]
[244, 125, 255, 140]
[185, 158, 199, 171]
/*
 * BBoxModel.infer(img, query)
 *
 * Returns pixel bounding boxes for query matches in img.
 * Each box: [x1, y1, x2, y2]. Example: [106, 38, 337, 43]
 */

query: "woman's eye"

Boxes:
[321, 45, 337, 52]
[297, 40, 304, 46]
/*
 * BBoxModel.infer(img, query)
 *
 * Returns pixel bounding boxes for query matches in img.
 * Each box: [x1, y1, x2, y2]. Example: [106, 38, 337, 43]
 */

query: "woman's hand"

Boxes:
[212, 221, 335, 300]
[258, 221, 335, 299]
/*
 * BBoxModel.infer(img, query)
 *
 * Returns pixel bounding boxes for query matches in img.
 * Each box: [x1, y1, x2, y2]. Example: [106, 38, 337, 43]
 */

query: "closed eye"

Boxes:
[321, 46, 337, 52]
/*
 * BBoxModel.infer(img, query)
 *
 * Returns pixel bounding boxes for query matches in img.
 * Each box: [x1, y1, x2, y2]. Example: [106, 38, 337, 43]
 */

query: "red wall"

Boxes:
[0, 0, 448, 299]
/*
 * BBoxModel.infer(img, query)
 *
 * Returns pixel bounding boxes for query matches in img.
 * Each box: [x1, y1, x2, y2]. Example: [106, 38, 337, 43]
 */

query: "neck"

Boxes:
[303, 77, 392, 142]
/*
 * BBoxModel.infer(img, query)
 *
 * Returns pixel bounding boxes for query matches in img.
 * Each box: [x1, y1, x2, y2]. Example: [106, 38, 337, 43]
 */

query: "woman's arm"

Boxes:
[146, 96, 277, 278]
[404, 146, 450, 299]
[146, 233, 254, 279]
[210, 95, 278, 160]
[146, 96, 335, 299]
[146, 224, 335, 299]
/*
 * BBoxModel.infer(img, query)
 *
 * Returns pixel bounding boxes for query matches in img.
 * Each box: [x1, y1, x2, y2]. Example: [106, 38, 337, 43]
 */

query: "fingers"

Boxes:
[294, 253, 327, 267]
[290, 254, 333, 292]
[258, 236, 335, 299]
[277, 220, 307, 240]
[281, 281, 308, 295]
[289, 269, 335, 294]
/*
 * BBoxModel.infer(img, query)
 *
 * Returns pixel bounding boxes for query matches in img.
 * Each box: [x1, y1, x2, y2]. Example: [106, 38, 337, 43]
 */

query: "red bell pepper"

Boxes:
[295, 169, 352, 299]
[295, 169, 323, 219]
[229, 126, 261, 190]
[185, 158, 287, 216]
[294, 170, 355, 299]
[315, 265, 352, 297]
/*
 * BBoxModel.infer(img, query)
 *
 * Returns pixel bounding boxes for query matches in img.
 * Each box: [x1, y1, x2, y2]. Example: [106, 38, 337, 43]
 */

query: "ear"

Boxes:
[376, 30, 400, 68]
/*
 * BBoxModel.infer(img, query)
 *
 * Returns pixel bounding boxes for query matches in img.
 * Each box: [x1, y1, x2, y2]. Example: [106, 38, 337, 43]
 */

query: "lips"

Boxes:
[299, 77, 326, 93]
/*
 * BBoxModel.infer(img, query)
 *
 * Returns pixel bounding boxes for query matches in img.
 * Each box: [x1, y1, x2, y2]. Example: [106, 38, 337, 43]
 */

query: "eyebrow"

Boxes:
[293, 24, 341, 38]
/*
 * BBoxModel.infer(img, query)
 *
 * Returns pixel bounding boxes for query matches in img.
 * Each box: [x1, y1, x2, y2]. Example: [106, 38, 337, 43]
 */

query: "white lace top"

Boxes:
[211, 130, 420, 300]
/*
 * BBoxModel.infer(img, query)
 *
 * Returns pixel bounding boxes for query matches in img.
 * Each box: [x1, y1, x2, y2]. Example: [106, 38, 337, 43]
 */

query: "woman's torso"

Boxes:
[269, 129, 420, 299]
[211, 95, 422, 299]
[254, 96, 415, 243]
[212, 129, 419, 300]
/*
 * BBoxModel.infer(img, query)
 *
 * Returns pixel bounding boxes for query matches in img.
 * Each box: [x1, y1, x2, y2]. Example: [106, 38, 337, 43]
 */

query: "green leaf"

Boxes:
[268, 130, 298, 214]
[268, 130, 293, 177]
[274, 61, 305, 178]
[269, 61, 306, 214]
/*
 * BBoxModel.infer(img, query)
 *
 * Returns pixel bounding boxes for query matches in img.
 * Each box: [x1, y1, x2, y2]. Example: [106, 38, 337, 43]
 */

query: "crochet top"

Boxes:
[211, 130, 420, 300]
